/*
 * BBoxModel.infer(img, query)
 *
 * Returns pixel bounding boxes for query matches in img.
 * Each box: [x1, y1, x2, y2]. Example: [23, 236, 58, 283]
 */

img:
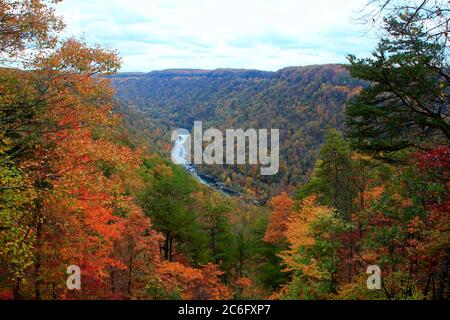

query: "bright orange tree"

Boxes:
[22, 39, 162, 299]
[275, 196, 340, 299]
[155, 261, 231, 300]
[263, 192, 295, 244]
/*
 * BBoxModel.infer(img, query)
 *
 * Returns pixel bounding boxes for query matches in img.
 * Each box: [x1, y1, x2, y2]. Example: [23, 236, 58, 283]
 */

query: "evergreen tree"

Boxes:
[139, 159, 205, 263]
[346, 13, 449, 161]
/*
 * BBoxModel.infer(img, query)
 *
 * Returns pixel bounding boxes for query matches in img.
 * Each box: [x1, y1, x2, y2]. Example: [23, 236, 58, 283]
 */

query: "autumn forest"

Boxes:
[0, 0, 449, 301]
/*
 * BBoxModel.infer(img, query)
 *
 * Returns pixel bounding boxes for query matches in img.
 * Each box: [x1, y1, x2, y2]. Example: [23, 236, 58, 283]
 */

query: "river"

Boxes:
[171, 134, 240, 196]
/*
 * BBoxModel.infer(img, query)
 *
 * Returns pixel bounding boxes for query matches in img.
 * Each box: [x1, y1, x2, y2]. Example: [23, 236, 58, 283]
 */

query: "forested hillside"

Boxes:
[0, 0, 272, 300]
[1, 0, 448, 301]
[111, 65, 364, 199]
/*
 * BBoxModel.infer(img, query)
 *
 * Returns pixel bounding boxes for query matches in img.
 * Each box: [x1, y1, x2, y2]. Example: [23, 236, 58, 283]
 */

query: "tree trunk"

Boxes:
[127, 244, 134, 299]
[34, 217, 43, 300]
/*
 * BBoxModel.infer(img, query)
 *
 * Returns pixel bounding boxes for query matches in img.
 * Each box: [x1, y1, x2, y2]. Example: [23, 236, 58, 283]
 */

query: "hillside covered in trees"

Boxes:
[0, 0, 448, 301]
[112, 65, 364, 199]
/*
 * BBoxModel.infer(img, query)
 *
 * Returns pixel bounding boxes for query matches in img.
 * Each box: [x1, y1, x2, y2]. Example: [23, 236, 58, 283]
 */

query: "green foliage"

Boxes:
[139, 157, 206, 263]
[313, 129, 355, 219]
[346, 13, 449, 161]
[0, 161, 35, 287]
[199, 195, 234, 270]
[253, 214, 290, 292]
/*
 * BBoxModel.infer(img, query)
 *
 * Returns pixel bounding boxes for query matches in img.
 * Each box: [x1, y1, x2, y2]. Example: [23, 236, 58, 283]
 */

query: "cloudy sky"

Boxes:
[55, 0, 378, 72]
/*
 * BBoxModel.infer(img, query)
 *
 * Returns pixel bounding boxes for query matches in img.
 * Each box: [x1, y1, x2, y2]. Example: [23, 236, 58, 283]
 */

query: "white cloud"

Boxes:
[55, 0, 377, 72]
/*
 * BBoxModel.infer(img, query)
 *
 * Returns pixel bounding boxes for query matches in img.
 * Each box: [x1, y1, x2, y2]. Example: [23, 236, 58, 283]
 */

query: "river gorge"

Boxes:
[171, 134, 241, 197]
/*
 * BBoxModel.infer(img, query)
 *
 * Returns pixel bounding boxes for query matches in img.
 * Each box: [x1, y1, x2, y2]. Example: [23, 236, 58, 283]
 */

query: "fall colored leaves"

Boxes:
[0, 0, 232, 300]
[262, 142, 450, 300]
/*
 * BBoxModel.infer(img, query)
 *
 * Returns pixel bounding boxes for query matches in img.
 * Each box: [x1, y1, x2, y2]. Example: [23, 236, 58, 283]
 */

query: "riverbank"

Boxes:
[171, 134, 241, 197]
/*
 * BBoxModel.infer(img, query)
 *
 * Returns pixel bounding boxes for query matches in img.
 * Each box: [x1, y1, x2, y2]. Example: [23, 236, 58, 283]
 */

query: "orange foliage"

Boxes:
[157, 262, 231, 300]
[20, 39, 160, 299]
[279, 196, 332, 277]
[113, 207, 163, 299]
[263, 192, 295, 243]
[234, 277, 263, 299]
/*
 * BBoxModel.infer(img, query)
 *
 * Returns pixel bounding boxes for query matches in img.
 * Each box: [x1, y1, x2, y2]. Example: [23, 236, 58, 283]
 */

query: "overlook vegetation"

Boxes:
[0, 0, 448, 300]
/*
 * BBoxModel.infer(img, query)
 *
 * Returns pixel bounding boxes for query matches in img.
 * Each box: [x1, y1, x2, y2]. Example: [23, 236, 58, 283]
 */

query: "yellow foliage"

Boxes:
[279, 196, 333, 278]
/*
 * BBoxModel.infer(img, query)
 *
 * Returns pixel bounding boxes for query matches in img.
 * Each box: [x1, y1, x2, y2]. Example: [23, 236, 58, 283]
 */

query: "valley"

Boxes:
[111, 64, 365, 200]
[1, 0, 448, 302]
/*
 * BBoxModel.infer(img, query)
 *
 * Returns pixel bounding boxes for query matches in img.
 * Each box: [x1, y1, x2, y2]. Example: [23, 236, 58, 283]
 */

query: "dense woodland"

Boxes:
[0, 0, 449, 300]
[112, 65, 365, 200]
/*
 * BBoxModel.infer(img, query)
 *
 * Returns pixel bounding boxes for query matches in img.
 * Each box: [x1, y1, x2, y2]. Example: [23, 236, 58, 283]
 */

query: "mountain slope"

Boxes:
[111, 64, 364, 199]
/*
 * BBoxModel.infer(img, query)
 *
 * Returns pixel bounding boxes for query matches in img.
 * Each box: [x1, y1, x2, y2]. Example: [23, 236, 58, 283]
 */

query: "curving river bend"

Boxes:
[171, 134, 240, 196]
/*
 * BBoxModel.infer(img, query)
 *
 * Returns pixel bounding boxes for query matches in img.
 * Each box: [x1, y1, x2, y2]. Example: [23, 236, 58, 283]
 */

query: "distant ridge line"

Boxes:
[113, 63, 345, 78]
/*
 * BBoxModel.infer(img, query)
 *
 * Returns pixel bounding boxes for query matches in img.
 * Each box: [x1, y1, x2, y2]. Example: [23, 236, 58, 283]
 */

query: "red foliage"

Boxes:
[415, 145, 450, 170]
[0, 290, 13, 300]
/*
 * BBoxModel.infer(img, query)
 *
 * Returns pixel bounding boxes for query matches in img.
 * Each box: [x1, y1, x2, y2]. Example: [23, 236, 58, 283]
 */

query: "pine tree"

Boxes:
[346, 13, 449, 161]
